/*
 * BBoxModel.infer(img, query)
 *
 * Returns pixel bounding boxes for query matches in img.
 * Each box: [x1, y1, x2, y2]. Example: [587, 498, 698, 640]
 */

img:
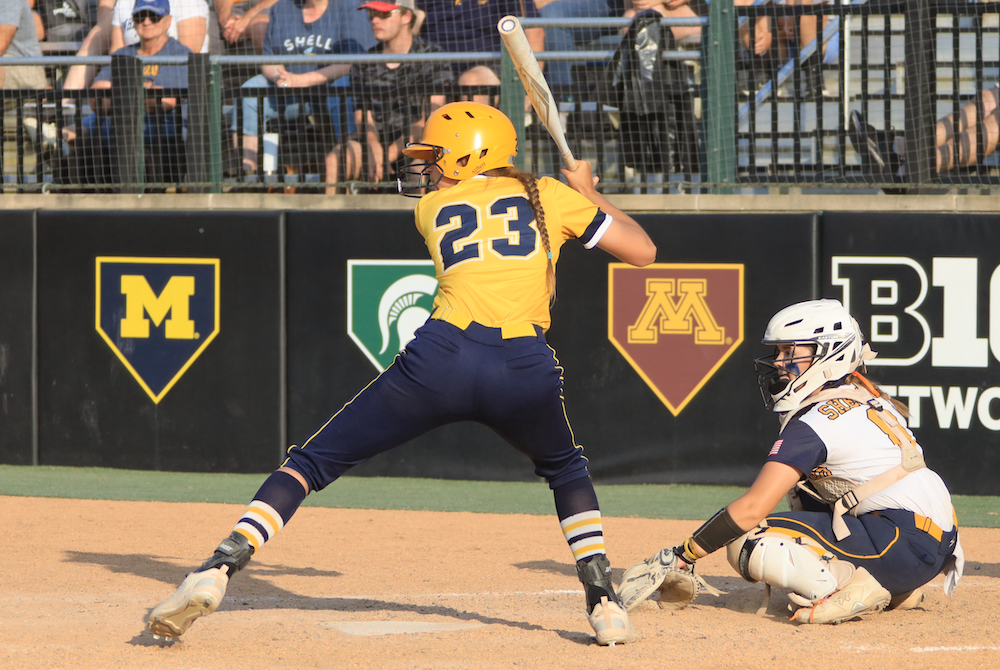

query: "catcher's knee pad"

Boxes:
[727, 528, 849, 603]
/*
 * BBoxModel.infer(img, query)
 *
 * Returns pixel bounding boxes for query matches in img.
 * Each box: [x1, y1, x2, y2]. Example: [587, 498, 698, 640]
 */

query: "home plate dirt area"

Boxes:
[3, 496, 998, 669]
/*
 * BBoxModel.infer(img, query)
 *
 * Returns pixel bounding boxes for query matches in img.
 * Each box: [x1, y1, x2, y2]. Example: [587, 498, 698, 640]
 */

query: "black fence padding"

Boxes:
[548, 213, 819, 485]
[35, 210, 284, 472]
[0, 211, 36, 464]
[287, 210, 819, 486]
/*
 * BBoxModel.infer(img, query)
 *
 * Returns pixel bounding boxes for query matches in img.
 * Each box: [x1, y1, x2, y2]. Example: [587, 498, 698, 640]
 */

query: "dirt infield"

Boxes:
[4, 496, 999, 670]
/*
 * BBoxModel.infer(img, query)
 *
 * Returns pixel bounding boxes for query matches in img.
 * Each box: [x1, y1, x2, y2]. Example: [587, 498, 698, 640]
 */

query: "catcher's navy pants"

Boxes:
[764, 509, 958, 595]
[284, 318, 591, 492]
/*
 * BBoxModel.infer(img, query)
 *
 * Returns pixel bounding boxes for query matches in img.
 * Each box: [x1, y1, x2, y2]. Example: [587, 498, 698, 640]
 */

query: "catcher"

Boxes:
[617, 299, 964, 624]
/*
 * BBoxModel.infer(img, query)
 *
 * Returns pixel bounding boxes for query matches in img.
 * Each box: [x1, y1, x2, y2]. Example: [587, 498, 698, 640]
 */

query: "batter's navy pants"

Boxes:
[284, 319, 592, 493]
[764, 509, 958, 595]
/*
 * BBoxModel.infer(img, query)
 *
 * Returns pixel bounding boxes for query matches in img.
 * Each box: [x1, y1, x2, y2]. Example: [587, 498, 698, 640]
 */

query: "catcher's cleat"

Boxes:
[789, 566, 891, 624]
[587, 596, 638, 647]
[148, 566, 230, 639]
[617, 549, 676, 611]
[887, 588, 924, 611]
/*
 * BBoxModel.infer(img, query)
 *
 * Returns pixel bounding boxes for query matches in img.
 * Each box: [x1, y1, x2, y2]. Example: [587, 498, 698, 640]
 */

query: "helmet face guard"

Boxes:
[753, 344, 822, 411]
[397, 143, 445, 197]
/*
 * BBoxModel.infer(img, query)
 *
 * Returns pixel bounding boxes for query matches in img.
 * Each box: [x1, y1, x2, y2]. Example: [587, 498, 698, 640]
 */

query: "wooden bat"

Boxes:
[497, 15, 578, 171]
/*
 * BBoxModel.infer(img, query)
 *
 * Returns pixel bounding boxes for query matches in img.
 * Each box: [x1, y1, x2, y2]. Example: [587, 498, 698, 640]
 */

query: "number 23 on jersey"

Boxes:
[431, 197, 540, 272]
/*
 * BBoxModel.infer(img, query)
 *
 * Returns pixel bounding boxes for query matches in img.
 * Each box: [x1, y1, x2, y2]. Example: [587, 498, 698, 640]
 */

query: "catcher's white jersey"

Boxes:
[768, 387, 956, 533]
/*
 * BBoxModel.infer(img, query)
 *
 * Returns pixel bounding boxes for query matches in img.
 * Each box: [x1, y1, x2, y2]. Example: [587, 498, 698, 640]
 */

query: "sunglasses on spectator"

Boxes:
[367, 8, 401, 20]
[133, 11, 164, 24]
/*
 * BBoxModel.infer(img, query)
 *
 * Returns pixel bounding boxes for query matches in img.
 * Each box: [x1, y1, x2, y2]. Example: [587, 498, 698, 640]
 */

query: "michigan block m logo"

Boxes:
[609, 264, 743, 416]
[96, 257, 220, 403]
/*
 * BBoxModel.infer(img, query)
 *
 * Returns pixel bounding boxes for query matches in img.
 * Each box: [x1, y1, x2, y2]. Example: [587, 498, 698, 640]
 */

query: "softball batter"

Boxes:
[617, 299, 963, 624]
[148, 102, 656, 646]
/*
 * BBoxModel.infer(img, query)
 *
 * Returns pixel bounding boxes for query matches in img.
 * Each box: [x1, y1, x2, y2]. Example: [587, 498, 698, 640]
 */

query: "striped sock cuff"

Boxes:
[560, 510, 605, 561]
[234, 500, 284, 552]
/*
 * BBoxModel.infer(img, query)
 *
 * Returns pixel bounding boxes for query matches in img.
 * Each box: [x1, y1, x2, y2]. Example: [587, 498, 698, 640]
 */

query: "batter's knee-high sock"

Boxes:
[554, 477, 618, 612]
[198, 470, 307, 574]
[554, 476, 605, 562]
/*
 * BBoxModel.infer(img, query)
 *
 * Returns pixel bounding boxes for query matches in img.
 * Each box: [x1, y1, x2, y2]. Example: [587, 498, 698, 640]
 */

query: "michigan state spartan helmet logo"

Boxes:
[347, 260, 439, 371]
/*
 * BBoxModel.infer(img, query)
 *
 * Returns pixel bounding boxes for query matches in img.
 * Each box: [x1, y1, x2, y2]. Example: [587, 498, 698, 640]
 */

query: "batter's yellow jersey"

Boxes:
[414, 175, 610, 332]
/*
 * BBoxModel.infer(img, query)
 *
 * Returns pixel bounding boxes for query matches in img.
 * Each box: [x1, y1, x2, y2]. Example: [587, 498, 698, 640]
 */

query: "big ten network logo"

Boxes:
[832, 256, 1000, 431]
[96, 257, 220, 403]
[608, 264, 744, 415]
[347, 260, 438, 371]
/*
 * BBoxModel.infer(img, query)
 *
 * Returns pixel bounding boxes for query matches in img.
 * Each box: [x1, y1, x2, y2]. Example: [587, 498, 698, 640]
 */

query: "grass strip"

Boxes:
[1, 465, 996, 527]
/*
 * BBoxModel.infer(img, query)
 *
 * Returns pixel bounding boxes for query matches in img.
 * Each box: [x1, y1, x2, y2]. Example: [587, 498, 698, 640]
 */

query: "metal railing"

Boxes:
[3, 4, 998, 195]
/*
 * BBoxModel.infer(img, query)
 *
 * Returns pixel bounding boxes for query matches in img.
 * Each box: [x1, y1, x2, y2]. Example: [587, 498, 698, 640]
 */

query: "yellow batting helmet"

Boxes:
[403, 102, 518, 181]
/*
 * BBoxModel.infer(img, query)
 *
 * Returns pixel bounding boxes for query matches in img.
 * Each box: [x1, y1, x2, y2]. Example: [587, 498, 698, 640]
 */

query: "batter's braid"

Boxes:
[487, 167, 556, 301]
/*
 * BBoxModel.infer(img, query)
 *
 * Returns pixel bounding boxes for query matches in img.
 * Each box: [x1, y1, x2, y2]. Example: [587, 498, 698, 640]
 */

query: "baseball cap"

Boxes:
[358, 0, 415, 13]
[132, 0, 171, 18]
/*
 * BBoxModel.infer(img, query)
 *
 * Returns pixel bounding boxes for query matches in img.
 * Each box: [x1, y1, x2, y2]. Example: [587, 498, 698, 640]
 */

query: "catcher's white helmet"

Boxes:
[754, 299, 867, 412]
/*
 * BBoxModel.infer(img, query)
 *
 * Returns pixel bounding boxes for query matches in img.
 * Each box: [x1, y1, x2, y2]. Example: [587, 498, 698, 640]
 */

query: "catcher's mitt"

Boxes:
[617, 548, 724, 612]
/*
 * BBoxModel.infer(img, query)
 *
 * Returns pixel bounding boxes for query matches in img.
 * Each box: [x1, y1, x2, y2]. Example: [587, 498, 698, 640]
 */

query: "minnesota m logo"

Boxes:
[96, 257, 220, 403]
[610, 264, 743, 416]
[628, 278, 725, 345]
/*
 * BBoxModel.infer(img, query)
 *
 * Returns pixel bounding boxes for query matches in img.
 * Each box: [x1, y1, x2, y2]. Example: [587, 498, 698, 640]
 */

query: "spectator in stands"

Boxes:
[850, 85, 1000, 178]
[536, 0, 620, 90]
[214, 0, 279, 54]
[418, 0, 543, 91]
[61, 0, 115, 90]
[28, 0, 46, 41]
[325, 0, 453, 193]
[67, 0, 191, 183]
[772, 0, 829, 99]
[0, 0, 48, 90]
[61, 0, 205, 93]
[623, 0, 770, 55]
[232, 0, 375, 178]
[37, 0, 97, 43]
[112, 0, 210, 54]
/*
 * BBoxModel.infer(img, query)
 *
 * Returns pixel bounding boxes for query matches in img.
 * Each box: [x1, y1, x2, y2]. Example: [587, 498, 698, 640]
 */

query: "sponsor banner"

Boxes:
[96, 257, 220, 403]
[608, 263, 744, 415]
[823, 212, 1000, 494]
[347, 260, 437, 372]
[36, 210, 283, 472]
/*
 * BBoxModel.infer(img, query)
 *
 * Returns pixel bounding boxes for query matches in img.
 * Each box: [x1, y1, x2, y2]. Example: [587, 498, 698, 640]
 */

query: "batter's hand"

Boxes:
[561, 160, 599, 194]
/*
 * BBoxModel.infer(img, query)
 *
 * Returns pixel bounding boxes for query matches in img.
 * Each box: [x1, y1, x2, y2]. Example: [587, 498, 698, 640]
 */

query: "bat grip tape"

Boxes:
[689, 507, 746, 556]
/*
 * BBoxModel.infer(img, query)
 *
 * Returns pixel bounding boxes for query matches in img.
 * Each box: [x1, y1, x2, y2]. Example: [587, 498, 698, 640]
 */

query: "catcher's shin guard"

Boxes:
[727, 528, 848, 603]
[198, 531, 255, 574]
[577, 555, 637, 646]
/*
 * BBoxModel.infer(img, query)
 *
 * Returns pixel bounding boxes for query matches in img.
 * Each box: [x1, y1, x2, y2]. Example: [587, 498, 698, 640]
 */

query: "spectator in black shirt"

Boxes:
[325, 0, 453, 193]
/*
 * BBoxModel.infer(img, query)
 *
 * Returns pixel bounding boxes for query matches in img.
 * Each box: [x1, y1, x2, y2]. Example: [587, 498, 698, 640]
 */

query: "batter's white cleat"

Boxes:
[587, 595, 638, 646]
[789, 566, 891, 624]
[887, 588, 924, 611]
[148, 566, 230, 639]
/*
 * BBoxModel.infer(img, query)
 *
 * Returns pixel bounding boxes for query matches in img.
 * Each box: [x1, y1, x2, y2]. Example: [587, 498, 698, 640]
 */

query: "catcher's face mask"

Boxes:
[754, 343, 818, 411]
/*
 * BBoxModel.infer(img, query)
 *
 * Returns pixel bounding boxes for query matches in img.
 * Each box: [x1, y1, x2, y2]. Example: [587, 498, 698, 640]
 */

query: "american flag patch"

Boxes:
[768, 439, 783, 456]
